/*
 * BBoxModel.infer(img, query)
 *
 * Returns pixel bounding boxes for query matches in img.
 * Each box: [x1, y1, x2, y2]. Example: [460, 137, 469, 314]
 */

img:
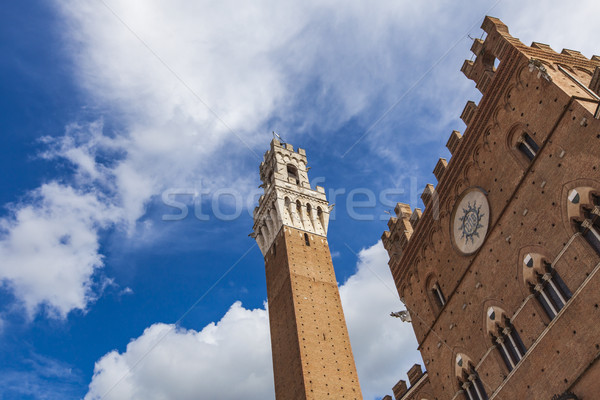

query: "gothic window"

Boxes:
[304, 233, 310, 246]
[487, 308, 526, 372]
[517, 132, 539, 161]
[456, 355, 488, 400]
[524, 254, 572, 320]
[569, 189, 600, 254]
[317, 206, 325, 230]
[287, 164, 300, 184]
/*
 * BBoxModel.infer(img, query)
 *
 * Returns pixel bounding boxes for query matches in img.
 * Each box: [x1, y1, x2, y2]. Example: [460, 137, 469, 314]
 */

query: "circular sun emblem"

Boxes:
[458, 201, 484, 244]
[452, 188, 490, 255]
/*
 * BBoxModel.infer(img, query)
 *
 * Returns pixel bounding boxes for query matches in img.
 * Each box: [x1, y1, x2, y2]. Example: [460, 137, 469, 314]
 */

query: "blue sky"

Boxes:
[1, 1, 600, 399]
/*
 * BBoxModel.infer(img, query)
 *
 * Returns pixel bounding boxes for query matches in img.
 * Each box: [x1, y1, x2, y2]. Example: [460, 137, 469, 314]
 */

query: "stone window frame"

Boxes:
[485, 306, 527, 373]
[566, 186, 600, 254]
[522, 252, 572, 320]
[287, 164, 300, 184]
[505, 123, 540, 168]
[455, 354, 488, 400]
[425, 274, 447, 313]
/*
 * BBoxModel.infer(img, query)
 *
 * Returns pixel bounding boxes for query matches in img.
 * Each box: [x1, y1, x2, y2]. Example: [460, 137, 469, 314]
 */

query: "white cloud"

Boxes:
[85, 302, 274, 400]
[51, 0, 482, 224]
[85, 241, 420, 399]
[340, 241, 421, 399]
[39, 0, 600, 257]
[0, 182, 121, 318]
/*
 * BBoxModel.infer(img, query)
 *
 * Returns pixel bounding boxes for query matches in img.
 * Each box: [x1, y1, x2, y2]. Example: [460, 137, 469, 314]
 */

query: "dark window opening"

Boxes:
[577, 218, 600, 255]
[287, 164, 300, 184]
[432, 283, 446, 308]
[459, 368, 488, 400]
[493, 320, 526, 372]
[529, 263, 572, 320]
[517, 133, 539, 161]
[317, 207, 325, 229]
[304, 233, 310, 246]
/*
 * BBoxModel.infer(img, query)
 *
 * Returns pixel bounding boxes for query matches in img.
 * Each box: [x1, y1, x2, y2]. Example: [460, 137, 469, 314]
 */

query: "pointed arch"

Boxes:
[454, 353, 488, 400]
[563, 183, 600, 254]
[519, 249, 572, 320]
[506, 123, 540, 167]
[485, 305, 526, 372]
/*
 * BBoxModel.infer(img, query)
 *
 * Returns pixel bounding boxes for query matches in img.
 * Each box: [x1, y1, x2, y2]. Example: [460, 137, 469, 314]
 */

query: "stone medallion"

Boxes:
[451, 188, 490, 255]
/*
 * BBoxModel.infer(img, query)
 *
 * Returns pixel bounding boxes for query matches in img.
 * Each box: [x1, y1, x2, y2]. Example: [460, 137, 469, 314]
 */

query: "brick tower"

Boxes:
[252, 138, 362, 400]
[381, 16, 600, 400]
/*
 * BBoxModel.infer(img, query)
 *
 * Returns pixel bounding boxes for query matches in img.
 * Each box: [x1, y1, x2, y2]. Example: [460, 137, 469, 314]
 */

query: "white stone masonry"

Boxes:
[252, 139, 330, 255]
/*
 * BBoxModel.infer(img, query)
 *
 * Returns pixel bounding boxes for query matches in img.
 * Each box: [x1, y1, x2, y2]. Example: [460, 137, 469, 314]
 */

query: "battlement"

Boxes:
[381, 202, 417, 265]
[382, 15, 600, 281]
[253, 137, 330, 256]
[268, 138, 307, 157]
[380, 364, 428, 400]
[446, 130, 462, 155]
[378, 16, 600, 400]
[462, 16, 600, 98]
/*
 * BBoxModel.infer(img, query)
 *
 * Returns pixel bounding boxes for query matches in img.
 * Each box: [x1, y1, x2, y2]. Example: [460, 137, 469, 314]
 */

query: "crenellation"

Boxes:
[406, 364, 423, 386]
[394, 202, 412, 219]
[382, 203, 416, 263]
[460, 100, 478, 125]
[387, 216, 398, 231]
[446, 130, 463, 155]
[392, 379, 408, 399]
[420, 183, 436, 207]
[561, 48, 587, 60]
[409, 208, 422, 229]
[471, 38, 484, 56]
[460, 60, 475, 82]
[432, 158, 448, 181]
[254, 138, 330, 255]
[481, 15, 509, 37]
[381, 15, 600, 400]
[530, 42, 556, 52]
[381, 230, 392, 250]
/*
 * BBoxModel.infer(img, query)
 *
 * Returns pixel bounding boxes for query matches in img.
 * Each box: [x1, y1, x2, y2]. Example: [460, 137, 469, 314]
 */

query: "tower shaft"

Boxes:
[253, 139, 362, 399]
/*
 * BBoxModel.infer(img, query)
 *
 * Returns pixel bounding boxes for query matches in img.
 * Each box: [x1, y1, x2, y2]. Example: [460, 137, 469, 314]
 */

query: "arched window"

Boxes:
[304, 233, 310, 246]
[425, 275, 446, 312]
[524, 254, 572, 320]
[456, 355, 488, 400]
[487, 308, 526, 372]
[316, 206, 325, 230]
[432, 282, 446, 308]
[517, 132, 539, 161]
[287, 164, 300, 184]
[569, 188, 600, 254]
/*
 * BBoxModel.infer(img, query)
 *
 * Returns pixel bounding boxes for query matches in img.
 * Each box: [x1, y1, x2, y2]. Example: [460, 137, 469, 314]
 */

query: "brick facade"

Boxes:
[382, 16, 600, 400]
